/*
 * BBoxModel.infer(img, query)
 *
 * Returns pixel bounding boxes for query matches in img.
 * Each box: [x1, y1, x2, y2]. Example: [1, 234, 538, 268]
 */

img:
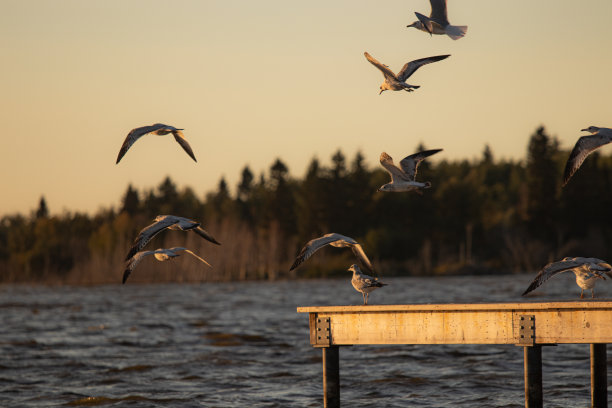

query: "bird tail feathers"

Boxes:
[445, 25, 467, 40]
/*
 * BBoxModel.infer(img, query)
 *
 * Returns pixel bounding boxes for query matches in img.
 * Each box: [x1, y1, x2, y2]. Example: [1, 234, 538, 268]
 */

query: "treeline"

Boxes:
[2, 126, 612, 284]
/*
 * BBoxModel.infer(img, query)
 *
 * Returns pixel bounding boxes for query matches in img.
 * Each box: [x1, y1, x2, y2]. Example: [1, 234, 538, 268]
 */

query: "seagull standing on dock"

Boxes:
[123, 247, 211, 284]
[364, 52, 450, 94]
[125, 215, 221, 261]
[522, 257, 612, 299]
[407, 0, 468, 40]
[350, 264, 387, 305]
[563, 126, 612, 186]
[378, 149, 442, 193]
[290, 233, 374, 273]
[116, 123, 197, 163]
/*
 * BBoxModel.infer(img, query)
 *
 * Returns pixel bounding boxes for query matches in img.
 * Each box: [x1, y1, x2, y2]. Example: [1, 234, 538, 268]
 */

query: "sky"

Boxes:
[1, 0, 611, 216]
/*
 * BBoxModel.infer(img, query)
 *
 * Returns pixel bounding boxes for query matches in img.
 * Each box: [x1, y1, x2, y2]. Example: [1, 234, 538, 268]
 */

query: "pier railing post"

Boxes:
[523, 345, 543, 408]
[322, 346, 340, 408]
[590, 343, 607, 408]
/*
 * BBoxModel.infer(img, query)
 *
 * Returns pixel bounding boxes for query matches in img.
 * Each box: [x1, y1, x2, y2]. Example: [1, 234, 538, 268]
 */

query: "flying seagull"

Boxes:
[364, 52, 450, 94]
[116, 123, 197, 164]
[125, 215, 220, 261]
[407, 0, 468, 40]
[290, 233, 374, 273]
[123, 247, 211, 284]
[522, 257, 612, 299]
[350, 264, 387, 305]
[378, 149, 442, 193]
[563, 126, 612, 186]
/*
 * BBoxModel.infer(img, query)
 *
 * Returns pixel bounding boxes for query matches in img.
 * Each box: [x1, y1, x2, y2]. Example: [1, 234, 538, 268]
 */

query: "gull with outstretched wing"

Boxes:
[563, 126, 612, 186]
[290, 233, 374, 273]
[116, 123, 197, 164]
[364, 52, 450, 94]
[378, 149, 442, 193]
[407, 0, 467, 40]
[522, 257, 612, 299]
[123, 247, 211, 284]
[125, 215, 220, 261]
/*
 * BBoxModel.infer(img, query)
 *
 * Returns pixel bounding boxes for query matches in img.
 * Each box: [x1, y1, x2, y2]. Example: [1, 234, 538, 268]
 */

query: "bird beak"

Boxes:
[378, 89, 384, 95]
[581, 128, 588, 132]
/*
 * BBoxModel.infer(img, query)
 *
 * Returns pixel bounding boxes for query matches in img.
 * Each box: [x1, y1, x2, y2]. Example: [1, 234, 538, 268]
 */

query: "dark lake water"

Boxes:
[1, 273, 610, 407]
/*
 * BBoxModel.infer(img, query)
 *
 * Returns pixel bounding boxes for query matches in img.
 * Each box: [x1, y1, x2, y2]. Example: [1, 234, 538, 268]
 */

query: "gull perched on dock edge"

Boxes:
[407, 0, 467, 40]
[563, 126, 612, 186]
[350, 264, 387, 305]
[379, 149, 442, 193]
[125, 215, 220, 261]
[116, 123, 197, 164]
[522, 257, 612, 299]
[290, 233, 374, 273]
[364, 52, 450, 94]
[123, 247, 211, 284]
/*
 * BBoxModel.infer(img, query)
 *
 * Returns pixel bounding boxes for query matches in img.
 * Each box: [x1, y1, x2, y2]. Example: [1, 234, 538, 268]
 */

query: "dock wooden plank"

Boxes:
[298, 302, 612, 345]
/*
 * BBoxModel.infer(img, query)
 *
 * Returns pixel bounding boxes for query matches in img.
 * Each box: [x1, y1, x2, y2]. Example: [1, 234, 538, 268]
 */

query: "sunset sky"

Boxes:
[2, 0, 611, 215]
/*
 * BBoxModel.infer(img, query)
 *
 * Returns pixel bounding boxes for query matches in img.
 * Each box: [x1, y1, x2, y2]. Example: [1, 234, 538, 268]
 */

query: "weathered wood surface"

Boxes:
[298, 302, 612, 345]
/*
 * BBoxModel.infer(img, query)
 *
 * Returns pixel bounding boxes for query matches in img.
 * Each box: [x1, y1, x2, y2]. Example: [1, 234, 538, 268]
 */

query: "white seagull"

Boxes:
[563, 126, 612, 186]
[407, 0, 468, 40]
[522, 257, 612, 299]
[123, 247, 211, 284]
[116, 123, 197, 164]
[350, 264, 387, 305]
[125, 215, 220, 261]
[379, 149, 442, 193]
[364, 52, 450, 94]
[290, 233, 374, 273]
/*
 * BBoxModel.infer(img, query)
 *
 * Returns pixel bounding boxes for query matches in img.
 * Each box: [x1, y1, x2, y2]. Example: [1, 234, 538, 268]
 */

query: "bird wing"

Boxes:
[399, 149, 443, 180]
[170, 247, 212, 268]
[429, 0, 449, 26]
[563, 134, 611, 186]
[192, 225, 221, 245]
[116, 124, 167, 164]
[172, 130, 198, 162]
[364, 52, 397, 81]
[123, 250, 156, 284]
[350, 244, 374, 274]
[380, 152, 410, 182]
[521, 259, 584, 296]
[125, 217, 179, 261]
[290, 233, 348, 271]
[397, 55, 450, 82]
[357, 272, 385, 288]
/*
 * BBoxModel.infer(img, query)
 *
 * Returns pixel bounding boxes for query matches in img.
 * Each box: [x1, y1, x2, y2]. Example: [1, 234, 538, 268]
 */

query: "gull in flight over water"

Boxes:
[290, 233, 374, 273]
[407, 0, 467, 40]
[116, 123, 197, 164]
[563, 126, 612, 186]
[379, 149, 442, 193]
[125, 215, 220, 261]
[364, 52, 450, 94]
[123, 247, 211, 284]
[350, 264, 387, 305]
[522, 257, 612, 299]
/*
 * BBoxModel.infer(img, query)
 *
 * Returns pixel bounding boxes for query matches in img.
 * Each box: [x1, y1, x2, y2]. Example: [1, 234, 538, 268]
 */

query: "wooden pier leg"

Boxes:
[322, 346, 340, 408]
[590, 343, 607, 408]
[523, 345, 543, 408]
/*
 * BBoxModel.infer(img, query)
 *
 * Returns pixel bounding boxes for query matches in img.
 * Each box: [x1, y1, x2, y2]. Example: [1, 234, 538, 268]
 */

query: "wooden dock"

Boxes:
[298, 302, 612, 408]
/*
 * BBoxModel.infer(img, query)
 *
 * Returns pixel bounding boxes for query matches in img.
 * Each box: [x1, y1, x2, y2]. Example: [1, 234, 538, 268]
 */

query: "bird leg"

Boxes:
[362, 292, 366, 305]
[592, 289, 595, 299]
[580, 289, 584, 299]
[365, 293, 369, 305]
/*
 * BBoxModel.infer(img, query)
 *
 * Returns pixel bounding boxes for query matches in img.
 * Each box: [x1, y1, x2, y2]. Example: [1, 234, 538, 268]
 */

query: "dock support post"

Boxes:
[322, 346, 340, 408]
[523, 345, 543, 408]
[590, 343, 607, 408]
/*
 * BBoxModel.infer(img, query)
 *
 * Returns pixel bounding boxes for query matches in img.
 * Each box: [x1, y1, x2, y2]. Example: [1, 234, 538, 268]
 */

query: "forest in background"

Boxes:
[2, 126, 612, 284]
